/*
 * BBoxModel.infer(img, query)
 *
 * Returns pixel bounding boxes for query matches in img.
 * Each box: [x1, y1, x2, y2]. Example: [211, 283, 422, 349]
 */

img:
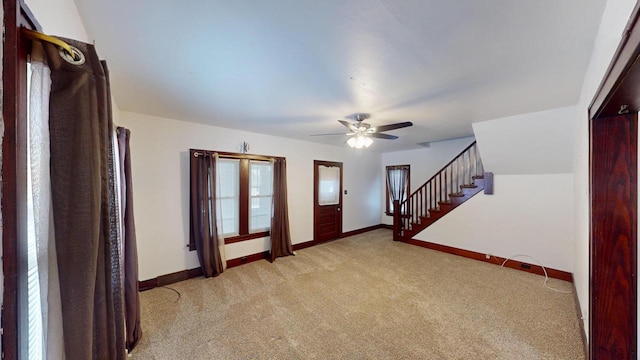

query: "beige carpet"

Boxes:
[132, 229, 584, 359]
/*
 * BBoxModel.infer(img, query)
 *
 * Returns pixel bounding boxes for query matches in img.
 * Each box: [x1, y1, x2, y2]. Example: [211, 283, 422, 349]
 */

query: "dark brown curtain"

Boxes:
[270, 158, 294, 262]
[387, 166, 409, 214]
[189, 151, 224, 277]
[117, 127, 142, 351]
[43, 39, 126, 359]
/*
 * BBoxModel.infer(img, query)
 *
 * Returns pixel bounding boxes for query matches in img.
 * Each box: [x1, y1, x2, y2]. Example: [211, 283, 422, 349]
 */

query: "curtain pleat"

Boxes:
[117, 127, 143, 351]
[43, 38, 126, 359]
[270, 158, 294, 262]
[190, 152, 224, 277]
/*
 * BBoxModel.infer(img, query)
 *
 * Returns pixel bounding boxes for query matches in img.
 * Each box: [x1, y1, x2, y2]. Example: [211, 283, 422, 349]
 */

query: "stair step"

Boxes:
[438, 202, 454, 211]
[472, 175, 484, 179]
[460, 184, 477, 188]
[449, 192, 464, 197]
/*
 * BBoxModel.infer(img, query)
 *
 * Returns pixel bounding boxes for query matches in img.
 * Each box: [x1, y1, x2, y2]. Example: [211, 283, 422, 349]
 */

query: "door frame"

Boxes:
[2, 1, 41, 357]
[313, 160, 343, 244]
[588, 3, 640, 359]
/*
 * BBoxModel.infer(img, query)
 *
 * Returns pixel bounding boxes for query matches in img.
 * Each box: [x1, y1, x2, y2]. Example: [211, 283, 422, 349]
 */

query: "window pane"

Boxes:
[217, 159, 239, 198]
[250, 161, 273, 196]
[217, 159, 239, 235]
[249, 161, 273, 232]
[250, 197, 272, 231]
[218, 198, 238, 235]
[318, 165, 340, 205]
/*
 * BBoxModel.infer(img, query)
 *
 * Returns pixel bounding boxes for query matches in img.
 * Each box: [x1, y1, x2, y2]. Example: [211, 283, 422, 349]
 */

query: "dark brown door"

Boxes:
[314, 160, 342, 243]
[590, 113, 637, 359]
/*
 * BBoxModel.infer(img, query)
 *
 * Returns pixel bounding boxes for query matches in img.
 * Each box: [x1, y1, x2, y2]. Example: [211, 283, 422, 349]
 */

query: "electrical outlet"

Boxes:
[521, 263, 531, 269]
[485, 254, 490, 259]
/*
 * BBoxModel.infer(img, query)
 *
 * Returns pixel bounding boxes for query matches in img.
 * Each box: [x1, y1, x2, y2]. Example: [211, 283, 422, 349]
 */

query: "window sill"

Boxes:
[224, 231, 270, 244]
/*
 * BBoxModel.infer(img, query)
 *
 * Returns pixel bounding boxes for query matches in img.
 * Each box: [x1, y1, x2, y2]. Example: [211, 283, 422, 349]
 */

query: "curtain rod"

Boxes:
[21, 28, 78, 60]
[191, 149, 284, 161]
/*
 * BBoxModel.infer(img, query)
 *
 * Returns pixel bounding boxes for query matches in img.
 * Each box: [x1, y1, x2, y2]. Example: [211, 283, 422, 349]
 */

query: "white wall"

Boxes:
[381, 136, 475, 225]
[414, 174, 574, 272]
[25, 0, 89, 43]
[400, 106, 577, 273]
[572, 0, 637, 343]
[473, 106, 576, 175]
[119, 112, 381, 280]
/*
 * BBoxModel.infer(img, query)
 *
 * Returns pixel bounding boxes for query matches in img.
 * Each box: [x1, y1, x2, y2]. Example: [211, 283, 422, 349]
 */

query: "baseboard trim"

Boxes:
[571, 276, 588, 358]
[139, 224, 389, 291]
[139, 267, 203, 291]
[341, 224, 386, 238]
[380, 224, 393, 230]
[139, 251, 270, 291]
[403, 239, 573, 282]
[226, 251, 269, 268]
[292, 240, 315, 251]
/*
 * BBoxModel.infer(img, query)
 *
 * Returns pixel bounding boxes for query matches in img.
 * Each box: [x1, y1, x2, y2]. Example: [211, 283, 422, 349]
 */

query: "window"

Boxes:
[386, 165, 410, 215]
[216, 156, 273, 238]
[189, 151, 277, 248]
[217, 156, 273, 241]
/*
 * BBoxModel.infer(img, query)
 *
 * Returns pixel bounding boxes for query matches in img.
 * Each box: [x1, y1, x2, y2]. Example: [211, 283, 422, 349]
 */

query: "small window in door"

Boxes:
[318, 165, 340, 205]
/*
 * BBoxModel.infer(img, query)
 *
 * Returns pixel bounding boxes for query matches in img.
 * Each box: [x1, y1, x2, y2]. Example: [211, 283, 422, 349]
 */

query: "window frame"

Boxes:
[216, 158, 240, 237]
[385, 164, 410, 216]
[189, 149, 281, 249]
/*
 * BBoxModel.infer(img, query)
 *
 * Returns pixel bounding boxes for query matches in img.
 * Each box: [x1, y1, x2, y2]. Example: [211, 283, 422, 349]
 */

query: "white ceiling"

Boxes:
[73, 0, 607, 152]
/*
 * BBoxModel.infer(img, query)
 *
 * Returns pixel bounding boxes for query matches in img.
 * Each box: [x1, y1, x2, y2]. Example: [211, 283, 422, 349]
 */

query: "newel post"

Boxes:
[393, 200, 400, 241]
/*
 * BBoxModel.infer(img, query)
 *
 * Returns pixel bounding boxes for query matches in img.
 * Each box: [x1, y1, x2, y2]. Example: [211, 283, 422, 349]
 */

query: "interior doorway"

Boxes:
[313, 160, 343, 243]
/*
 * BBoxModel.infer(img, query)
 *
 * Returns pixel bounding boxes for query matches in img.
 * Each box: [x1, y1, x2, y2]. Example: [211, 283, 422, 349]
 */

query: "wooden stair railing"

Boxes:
[393, 141, 485, 241]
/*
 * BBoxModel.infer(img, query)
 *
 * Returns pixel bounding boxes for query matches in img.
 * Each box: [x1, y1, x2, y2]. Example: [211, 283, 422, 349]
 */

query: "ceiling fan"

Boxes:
[311, 113, 413, 148]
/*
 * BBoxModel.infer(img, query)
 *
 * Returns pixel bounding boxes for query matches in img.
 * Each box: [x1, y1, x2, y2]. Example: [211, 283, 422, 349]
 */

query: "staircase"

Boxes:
[393, 141, 487, 241]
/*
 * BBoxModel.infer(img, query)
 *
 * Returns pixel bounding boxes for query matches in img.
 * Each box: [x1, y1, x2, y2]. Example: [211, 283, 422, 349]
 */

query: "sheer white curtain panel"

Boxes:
[214, 154, 227, 269]
[28, 42, 65, 359]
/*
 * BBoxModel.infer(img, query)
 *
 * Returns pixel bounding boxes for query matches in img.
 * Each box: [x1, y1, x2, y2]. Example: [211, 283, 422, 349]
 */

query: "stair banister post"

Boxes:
[393, 200, 401, 241]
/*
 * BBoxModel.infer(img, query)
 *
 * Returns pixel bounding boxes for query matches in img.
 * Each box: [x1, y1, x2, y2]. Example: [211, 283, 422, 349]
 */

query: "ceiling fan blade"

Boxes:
[338, 120, 359, 132]
[373, 121, 413, 133]
[369, 133, 399, 140]
[310, 132, 353, 136]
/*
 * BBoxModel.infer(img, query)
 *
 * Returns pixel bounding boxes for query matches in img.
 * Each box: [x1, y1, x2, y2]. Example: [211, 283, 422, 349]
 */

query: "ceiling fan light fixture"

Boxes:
[347, 134, 373, 149]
